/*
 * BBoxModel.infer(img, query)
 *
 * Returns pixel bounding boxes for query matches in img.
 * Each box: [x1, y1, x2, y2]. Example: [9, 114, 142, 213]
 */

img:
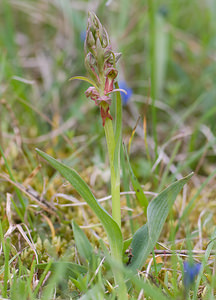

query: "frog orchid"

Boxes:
[70, 11, 126, 126]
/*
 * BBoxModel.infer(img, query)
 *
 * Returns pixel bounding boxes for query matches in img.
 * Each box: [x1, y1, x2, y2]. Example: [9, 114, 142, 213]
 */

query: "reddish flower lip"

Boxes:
[104, 68, 118, 94]
[100, 105, 113, 126]
[85, 86, 112, 106]
[85, 86, 113, 125]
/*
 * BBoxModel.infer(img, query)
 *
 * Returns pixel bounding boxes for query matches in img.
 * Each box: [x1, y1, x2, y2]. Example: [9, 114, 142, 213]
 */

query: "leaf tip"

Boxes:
[35, 148, 42, 155]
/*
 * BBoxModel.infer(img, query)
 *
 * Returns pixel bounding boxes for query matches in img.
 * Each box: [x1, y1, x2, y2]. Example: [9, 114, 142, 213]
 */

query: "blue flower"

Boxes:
[118, 81, 133, 105]
[80, 30, 86, 42]
[183, 261, 201, 289]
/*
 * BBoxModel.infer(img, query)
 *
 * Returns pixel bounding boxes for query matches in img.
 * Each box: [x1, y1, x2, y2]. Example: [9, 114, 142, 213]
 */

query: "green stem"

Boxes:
[104, 113, 127, 299]
[104, 118, 121, 228]
[111, 245, 128, 299]
[101, 240, 128, 299]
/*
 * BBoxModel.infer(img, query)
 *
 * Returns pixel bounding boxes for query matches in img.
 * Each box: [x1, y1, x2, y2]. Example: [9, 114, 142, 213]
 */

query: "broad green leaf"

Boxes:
[37, 262, 87, 279]
[36, 149, 123, 258]
[129, 224, 150, 270]
[129, 173, 193, 271]
[72, 220, 93, 263]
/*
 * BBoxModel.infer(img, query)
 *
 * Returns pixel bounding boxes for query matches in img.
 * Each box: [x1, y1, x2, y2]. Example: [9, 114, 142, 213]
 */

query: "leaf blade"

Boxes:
[36, 149, 123, 257]
[129, 173, 193, 270]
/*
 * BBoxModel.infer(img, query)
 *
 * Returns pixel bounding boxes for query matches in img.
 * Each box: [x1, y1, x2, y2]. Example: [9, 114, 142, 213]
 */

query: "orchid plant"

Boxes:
[70, 11, 124, 228]
[36, 11, 192, 299]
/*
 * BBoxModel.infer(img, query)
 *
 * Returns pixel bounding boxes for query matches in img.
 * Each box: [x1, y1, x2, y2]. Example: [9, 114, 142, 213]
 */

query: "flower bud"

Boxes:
[105, 52, 122, 68]
[85, 30, 96, 55]
[96, 37, 105, 75]
[85, 53, 100, 85]
[104, 48, 112, 61]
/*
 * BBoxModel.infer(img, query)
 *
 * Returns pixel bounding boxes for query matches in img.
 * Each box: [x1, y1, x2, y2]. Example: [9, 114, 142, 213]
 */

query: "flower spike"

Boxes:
[82, 11, 121, 126]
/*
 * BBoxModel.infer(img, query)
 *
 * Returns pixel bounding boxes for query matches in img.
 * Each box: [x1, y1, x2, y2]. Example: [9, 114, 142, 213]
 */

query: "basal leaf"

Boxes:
[129, 224, 150, 271]
[36, 149, 123, 258]
[129, 173, 193, 271]
[148, 173, 193, 244]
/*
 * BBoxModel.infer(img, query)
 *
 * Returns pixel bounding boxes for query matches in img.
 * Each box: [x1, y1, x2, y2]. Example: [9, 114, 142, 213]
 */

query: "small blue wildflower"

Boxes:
[158, 5, 169, 18]
[80, 30, 86, 42]
[183, 261, 201, 289]
[118, 81, 133, 106]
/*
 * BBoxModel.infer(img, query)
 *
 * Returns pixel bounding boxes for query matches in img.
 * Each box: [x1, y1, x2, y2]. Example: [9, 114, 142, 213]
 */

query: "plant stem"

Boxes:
[104, 118, 121, 228]
[101, 240, 128, 299]
[104, 88, 127, 298]
[111, 245, 128, 299]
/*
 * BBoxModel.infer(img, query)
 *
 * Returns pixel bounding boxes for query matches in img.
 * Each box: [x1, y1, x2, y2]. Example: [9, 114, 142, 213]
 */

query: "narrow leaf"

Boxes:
[129, 173, 193, 271]
[36, 149, 123, 257]
[69, 76, 98, 90]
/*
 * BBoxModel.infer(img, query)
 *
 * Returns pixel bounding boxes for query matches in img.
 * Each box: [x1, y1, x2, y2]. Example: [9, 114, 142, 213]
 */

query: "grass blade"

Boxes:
[72, 220, 93, 264]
